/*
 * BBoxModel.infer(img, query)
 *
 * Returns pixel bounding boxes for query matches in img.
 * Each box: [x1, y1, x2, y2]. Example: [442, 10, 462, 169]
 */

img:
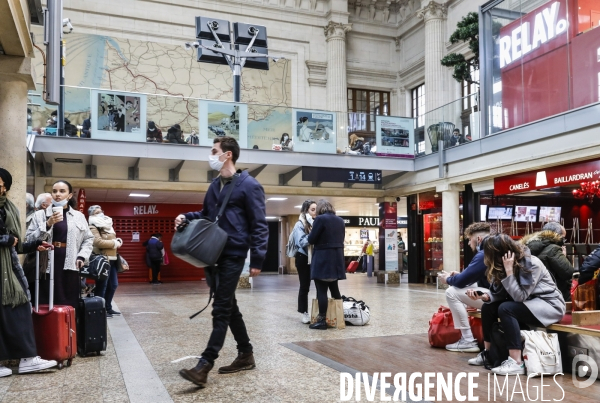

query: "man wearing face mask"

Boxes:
[175, 136, 268, 388]
[437, 222, 491, 353]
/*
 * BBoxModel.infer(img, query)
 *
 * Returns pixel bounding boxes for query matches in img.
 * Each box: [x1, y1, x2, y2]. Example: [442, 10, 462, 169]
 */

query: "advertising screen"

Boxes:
[539, 207, 561, 222]
[514, 206, 538, 222]
[487, 206, 514, 220]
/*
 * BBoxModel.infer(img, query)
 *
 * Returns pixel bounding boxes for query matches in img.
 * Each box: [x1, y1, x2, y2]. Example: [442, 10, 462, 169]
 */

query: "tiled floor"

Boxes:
[1, 274, 449, 402]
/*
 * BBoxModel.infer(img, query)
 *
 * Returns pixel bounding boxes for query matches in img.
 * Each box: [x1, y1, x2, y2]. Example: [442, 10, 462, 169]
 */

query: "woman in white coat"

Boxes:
[26, 180, 93, 310]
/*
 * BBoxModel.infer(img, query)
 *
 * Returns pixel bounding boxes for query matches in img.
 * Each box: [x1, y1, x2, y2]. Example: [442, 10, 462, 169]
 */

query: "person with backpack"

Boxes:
[291, 199, 316, 324]
[143, 234, 164, 285]
[466, 234, 565, 375]
[88, 205, 123, 317]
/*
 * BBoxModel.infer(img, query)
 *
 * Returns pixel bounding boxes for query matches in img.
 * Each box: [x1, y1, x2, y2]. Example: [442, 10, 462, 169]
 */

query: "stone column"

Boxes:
[418, 1, 448, 153]
[324, 21, 352, 113]
[0, 56, 34, 234]
[437, 184, 464, 283]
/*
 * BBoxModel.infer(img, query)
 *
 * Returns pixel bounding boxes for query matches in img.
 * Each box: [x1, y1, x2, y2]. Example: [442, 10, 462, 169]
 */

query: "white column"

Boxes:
[437, 184, 464, 276]
[324, 21, 352, 113]
[418, 1, 448, 153]
[0, 56, 33, 232]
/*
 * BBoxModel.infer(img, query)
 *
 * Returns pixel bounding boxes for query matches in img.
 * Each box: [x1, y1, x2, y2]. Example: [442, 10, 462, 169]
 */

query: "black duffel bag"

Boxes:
[171, 175, 236, 267]
[80, 253, 110, 281]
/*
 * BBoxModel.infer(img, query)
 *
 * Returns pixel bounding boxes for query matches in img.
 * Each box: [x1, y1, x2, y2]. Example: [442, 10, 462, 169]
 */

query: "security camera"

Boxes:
[184, 42, 200, 50]
[62, 18, 73, 33]
[248, 26, 259, 35]
[395, 197, 401, 202]
[209, 20, 219, 30]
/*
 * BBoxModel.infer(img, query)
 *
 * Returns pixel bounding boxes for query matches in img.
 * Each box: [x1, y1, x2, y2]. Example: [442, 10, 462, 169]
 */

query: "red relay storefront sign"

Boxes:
[494, 159, 600, 195]
[499, 0, 600, 129]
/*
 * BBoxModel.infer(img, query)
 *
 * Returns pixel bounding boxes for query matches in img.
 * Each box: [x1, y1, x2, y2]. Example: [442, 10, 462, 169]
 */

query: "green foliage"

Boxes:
[440, 12, 479, 84]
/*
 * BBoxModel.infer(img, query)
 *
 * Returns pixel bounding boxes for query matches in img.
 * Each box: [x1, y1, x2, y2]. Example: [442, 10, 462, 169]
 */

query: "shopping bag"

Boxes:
[342, 296, 370, 326]
[428, 306, 461, 348]
[325, 298, 345, 329]
[521, 330, 562, 376]
[571, 270, 599, 311]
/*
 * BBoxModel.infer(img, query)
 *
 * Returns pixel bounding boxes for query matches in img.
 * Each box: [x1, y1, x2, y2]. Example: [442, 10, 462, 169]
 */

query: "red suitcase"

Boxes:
[346, 261, 360, 273]
[32, 250, 77, 369]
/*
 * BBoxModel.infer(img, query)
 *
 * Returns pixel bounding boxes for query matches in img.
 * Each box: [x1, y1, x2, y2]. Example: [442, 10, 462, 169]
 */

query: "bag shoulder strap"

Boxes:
[215, 175, 238, 222]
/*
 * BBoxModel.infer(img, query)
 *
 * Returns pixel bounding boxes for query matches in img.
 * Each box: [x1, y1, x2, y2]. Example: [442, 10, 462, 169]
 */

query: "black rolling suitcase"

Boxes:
[77, 293, 108, 356]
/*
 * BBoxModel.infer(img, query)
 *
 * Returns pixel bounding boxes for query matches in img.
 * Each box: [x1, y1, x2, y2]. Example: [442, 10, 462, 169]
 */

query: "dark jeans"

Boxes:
[202, 255, 252, 364]
[150, 259, 161, 283]
[481, 301, 542, 350]
[96, 260, 119, 311]
[314, 279, 342, 317]
[295, 252, 312, 313]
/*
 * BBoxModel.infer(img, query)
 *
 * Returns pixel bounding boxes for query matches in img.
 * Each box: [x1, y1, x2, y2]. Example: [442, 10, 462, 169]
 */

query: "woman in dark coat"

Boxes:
[307, 199, 346, 330]
[0, 168, 57, 377]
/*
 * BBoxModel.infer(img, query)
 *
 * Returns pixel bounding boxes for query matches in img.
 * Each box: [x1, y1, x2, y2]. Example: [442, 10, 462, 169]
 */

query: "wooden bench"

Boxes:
[467, 302, 600, 337]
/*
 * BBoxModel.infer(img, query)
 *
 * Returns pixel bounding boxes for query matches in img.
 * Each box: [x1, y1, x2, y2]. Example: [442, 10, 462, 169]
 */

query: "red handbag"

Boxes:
[428, 306, 461, 348]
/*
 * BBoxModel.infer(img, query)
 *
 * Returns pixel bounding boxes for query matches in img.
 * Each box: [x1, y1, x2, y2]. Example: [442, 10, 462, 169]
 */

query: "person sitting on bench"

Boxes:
[438, 222, 491, 353]
[466, 234, 565, 375]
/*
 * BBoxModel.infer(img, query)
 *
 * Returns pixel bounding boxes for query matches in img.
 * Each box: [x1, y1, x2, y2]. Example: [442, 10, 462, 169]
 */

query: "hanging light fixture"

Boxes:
[573, 181, 600, 203]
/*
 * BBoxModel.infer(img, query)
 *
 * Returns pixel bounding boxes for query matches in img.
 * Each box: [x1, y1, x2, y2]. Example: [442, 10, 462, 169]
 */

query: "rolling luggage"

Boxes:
[32, 250, 77, 369]
[77, 293, 107, 356]
[346, 255, 362, 273]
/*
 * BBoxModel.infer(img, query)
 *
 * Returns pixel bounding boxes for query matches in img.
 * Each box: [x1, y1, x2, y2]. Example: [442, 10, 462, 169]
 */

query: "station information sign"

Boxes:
[302, 167, 382, 184]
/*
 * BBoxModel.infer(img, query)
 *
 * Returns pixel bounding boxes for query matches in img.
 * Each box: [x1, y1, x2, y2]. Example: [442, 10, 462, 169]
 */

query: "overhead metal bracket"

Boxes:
[169, 160, 185, 182]
[85, 165, 97, 178]
[207, 170, 217, 182]
[248, 164, 267, 178]
[128, 158, 140, 180]
[344, 183, 354, 188]
[279, 167, 302, 186]
[312, 181, 322, 187]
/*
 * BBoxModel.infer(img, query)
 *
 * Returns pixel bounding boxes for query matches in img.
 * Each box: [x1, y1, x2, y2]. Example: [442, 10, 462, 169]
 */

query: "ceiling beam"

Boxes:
[128, 158, 140, 180]
[43, 178, 386, 198]
[382, 172, 407, 186]
[39, 152, 52, 177]
[279, 167, 302, 186]
[248, 164, 267, 178]
[169, 160, 185, 182]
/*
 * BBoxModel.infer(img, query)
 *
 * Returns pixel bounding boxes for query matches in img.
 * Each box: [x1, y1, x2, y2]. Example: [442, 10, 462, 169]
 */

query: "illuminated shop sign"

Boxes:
[499, 1, 568, 68]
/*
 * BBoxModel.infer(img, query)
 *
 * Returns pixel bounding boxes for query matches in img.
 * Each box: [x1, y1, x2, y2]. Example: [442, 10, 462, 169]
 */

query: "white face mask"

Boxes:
[208, 154, 225, 171]
[52, 198, 69, 207]
[306, 215, 314, 225]
[149, 128, 155, 132]
[52, 116, 57, 122]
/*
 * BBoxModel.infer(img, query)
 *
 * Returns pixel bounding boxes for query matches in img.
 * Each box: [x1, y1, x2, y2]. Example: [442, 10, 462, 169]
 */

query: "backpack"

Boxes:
[80, 253, 110, 281]
[286, 231, 298, 258]
[341, 296, 370, 326]
[484, 322, 510, 369]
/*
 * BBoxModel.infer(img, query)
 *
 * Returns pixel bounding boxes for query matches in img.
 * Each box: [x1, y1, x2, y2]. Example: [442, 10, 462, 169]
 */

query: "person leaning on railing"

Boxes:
[466, 234, 565, 376]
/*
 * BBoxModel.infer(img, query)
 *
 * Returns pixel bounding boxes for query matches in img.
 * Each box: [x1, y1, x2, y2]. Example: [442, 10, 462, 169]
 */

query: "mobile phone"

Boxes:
[465, 291, 485, 296]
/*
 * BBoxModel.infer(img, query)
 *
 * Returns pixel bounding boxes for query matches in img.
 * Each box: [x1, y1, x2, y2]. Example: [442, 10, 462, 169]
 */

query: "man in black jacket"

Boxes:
[521, 222, 573, 300]
[175, 136, 268, 388]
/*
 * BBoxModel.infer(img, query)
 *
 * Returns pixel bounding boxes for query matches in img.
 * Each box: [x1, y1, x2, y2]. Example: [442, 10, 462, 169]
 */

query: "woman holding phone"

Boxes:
[466, 234, 565, 375]
[27, 180, 94, 310]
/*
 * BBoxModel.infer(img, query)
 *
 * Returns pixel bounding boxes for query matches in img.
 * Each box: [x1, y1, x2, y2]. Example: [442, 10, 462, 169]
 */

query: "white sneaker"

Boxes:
[0, 365, 12, 377]
[18, 356, 58, 374]
[446, 338, 480, 353]
[492, 357, 525, 375]
[301, 312, 310, 324]
[468, 350, 487, 366]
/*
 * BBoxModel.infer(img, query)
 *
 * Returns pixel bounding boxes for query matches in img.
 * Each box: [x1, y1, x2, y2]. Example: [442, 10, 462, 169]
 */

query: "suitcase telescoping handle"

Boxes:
[35, 248, 55, 313]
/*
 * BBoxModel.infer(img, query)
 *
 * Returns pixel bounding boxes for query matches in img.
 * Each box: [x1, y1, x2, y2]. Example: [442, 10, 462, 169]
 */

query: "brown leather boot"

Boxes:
[179, 358, 213, 387]
[218, 352, 256, 374]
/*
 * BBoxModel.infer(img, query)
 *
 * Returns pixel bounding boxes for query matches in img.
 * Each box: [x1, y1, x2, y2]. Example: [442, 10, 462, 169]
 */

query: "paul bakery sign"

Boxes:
[499, 0, 568, 69]
[495, 159, 600, 196]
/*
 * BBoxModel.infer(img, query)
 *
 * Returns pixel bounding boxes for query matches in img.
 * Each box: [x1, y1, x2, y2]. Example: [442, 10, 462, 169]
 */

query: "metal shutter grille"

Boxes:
[114, 217, 204, 282]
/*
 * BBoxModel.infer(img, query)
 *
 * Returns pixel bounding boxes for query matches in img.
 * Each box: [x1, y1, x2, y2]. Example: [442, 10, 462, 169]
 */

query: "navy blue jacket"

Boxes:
[307, 212, 346, 280]
[446, 250, 490, 289]
[184, 170, 268, 269]
[144, 237, 164, 262]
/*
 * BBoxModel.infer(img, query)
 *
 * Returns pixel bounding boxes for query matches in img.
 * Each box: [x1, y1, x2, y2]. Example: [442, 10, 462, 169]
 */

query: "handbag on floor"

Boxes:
[341, 296, 370, 326]
[521, 330, 562, 376]
[428, 306, 462, 348]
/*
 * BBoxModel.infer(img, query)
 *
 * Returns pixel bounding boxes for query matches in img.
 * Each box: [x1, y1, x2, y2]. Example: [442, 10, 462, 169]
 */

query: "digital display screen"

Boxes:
[481, 205, 488, 221]
[487, 206, 514, 220]
[514, 206, 538, 222]
[539, 206, 561, 223]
